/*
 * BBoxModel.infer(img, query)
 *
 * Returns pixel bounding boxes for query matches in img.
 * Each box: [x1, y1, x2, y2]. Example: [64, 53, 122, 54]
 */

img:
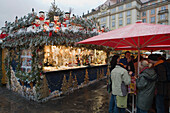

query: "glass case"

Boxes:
[43, 45, 107, 71]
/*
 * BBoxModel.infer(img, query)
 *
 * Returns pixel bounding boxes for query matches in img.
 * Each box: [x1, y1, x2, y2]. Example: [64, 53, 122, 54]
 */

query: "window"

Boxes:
[112, 22, 115, 27]
[112, 15, 115, 20]
[101, 11, 107, 15]
[160, 14, 165, 20]
[119, 6, 123, 11]
[101, 17, 106, 22]
[21, 49, 32, 73]
[151, 9, 155, 15]
[161, 6, 166, 10]
[152, 2, 156, 5]
[94, 14, 98, 18]
[100, 24, 106, 28]
[126, 3, 132, 8]
[142, 18, 146, 23]
[119, 13, 123, 18]
[111, 8, 116, 13]
[151, 16, 155, 23]
[127, 18, 131, 24]
[160, 23, 166, 25]
[127, 11, 131, 16]
[119, 20, 123, 26]
[142, 11, 146, 17]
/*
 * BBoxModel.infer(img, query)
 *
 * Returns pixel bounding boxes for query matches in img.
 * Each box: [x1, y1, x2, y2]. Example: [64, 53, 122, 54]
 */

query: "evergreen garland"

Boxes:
[0, 47, 2, 85]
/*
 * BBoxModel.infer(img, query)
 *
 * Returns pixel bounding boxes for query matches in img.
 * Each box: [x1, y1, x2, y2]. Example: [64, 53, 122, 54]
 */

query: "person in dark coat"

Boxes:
[148, 54, 169, 113]
[136, 60, 157, 113]
[119, 51, 135, 74]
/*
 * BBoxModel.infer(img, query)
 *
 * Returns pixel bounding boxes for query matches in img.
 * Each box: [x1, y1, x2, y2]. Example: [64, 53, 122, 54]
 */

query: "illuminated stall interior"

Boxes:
[43, 45, 107, 71]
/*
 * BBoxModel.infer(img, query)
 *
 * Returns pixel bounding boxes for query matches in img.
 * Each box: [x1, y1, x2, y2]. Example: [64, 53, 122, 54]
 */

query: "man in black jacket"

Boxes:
[148, 54, 169, 113]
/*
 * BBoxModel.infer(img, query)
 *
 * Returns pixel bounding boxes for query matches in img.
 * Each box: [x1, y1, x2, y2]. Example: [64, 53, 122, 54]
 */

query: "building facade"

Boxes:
[84, 0, 170, 30]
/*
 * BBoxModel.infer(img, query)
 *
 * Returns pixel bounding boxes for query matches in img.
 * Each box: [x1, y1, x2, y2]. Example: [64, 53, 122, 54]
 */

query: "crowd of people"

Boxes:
[108, 51, 170, 113]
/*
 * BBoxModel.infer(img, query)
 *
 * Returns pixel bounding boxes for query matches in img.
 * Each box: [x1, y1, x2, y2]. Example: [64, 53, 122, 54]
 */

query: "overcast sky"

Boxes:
[0, 0, 106, 28]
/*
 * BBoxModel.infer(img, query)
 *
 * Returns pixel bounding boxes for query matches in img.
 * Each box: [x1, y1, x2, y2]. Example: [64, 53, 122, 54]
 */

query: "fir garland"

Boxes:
[0, 47, 2, 85]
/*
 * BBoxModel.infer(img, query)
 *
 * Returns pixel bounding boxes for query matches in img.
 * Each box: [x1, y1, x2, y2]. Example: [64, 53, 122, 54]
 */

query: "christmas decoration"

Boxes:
[36, 76, 50, 99]
[0, 0, 112, 102]
[68, 71, 73, 89]
[84, 69, 89, 84]
[0, 48, 2, 85]
[61, 75, 68, 94]
[73, 75, 78, 88]
[100, 68, 104, 78]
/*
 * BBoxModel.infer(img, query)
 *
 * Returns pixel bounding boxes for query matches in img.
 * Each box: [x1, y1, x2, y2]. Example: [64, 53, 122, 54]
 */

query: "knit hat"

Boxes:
[148, 54, 159, 61]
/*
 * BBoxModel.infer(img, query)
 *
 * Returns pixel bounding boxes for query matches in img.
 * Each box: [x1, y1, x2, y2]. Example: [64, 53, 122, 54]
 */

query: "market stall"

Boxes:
[1, 5, 112, 102]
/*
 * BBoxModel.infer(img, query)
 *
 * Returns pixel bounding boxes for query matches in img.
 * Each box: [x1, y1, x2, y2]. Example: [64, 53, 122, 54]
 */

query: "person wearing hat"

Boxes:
[109, 55, 131, 113]
[148, 54, 169, 113]
[136, 60, 157, 113]
[54, 13, 61, 32]
[39, 11, 45, 21]
[62, 12, 70, 28]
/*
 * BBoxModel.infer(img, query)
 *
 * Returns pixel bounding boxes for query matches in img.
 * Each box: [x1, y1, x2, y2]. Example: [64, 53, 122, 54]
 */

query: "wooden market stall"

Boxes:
[0, 7, 112, 102]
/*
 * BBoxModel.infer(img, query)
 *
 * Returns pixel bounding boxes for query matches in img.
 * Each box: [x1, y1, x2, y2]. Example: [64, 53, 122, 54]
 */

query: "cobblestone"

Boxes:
[0, 79, 110, 113]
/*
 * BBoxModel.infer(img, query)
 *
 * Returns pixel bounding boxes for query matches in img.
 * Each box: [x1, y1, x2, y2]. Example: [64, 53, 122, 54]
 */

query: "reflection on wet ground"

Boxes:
[0, 79, 110, 113]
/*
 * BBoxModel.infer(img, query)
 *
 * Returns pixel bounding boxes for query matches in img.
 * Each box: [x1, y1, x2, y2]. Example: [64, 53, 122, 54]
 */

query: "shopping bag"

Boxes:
[121, 81, 128, 96]
[116, 95, 128, 108]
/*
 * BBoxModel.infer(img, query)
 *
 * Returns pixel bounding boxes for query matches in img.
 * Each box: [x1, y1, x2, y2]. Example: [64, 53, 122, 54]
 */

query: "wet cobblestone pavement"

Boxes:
[0, 79, 110, 113]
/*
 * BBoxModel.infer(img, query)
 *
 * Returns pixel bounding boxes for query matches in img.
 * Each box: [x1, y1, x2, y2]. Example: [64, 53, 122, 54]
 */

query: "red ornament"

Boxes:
[49, 31, 52, 37]
[44, 21, 49, 26]
[39, 17, 45, 21]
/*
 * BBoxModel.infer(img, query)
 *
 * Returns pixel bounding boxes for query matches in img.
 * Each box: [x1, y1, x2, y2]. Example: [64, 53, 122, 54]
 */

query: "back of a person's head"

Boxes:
[159, 56, 166, 61]
[148, 54, 159, 61]
[140, 60, 149, 68]
[110, 55, 120, 71]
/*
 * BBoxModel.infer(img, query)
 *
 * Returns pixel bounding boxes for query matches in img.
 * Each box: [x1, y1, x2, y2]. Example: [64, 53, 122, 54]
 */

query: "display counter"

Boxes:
[44, 64, 108, 92]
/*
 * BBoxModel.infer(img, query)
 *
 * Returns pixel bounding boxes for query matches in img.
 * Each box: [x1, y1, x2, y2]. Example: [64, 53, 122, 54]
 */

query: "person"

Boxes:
[136, 60, 157, 113]
[134, 55, 144, 77]
[120, 51, 135, 110]
[148, 54, 169, 113]
[119, 51, 135, 74]
[109, 55, 131, 113]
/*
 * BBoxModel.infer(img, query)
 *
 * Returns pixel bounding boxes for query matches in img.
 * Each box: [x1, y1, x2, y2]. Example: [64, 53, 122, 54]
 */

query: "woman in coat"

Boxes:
[136, 60, 157, 113]
[109, 55, 131, 113]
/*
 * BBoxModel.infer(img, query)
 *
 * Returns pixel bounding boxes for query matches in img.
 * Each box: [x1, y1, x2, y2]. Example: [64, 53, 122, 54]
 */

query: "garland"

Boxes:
[0, 47, 2, 85]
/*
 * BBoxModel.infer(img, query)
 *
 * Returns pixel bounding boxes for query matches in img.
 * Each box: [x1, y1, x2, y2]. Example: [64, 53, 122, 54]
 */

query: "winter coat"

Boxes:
[154, 60, 169, 97]
[111, 65, 131, 96]
[136, 68, 157, 111]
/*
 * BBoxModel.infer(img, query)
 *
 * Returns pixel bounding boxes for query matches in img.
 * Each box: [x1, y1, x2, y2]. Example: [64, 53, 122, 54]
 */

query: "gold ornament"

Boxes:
[73, 75, 78, 88]
[61, 75, 68, 94]
[68, 72, 73, 89]
[84, 69, 89, 84]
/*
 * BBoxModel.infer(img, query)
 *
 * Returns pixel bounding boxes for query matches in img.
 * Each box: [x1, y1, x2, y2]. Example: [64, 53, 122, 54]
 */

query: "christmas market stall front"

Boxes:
[1, 8, 111, 102]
